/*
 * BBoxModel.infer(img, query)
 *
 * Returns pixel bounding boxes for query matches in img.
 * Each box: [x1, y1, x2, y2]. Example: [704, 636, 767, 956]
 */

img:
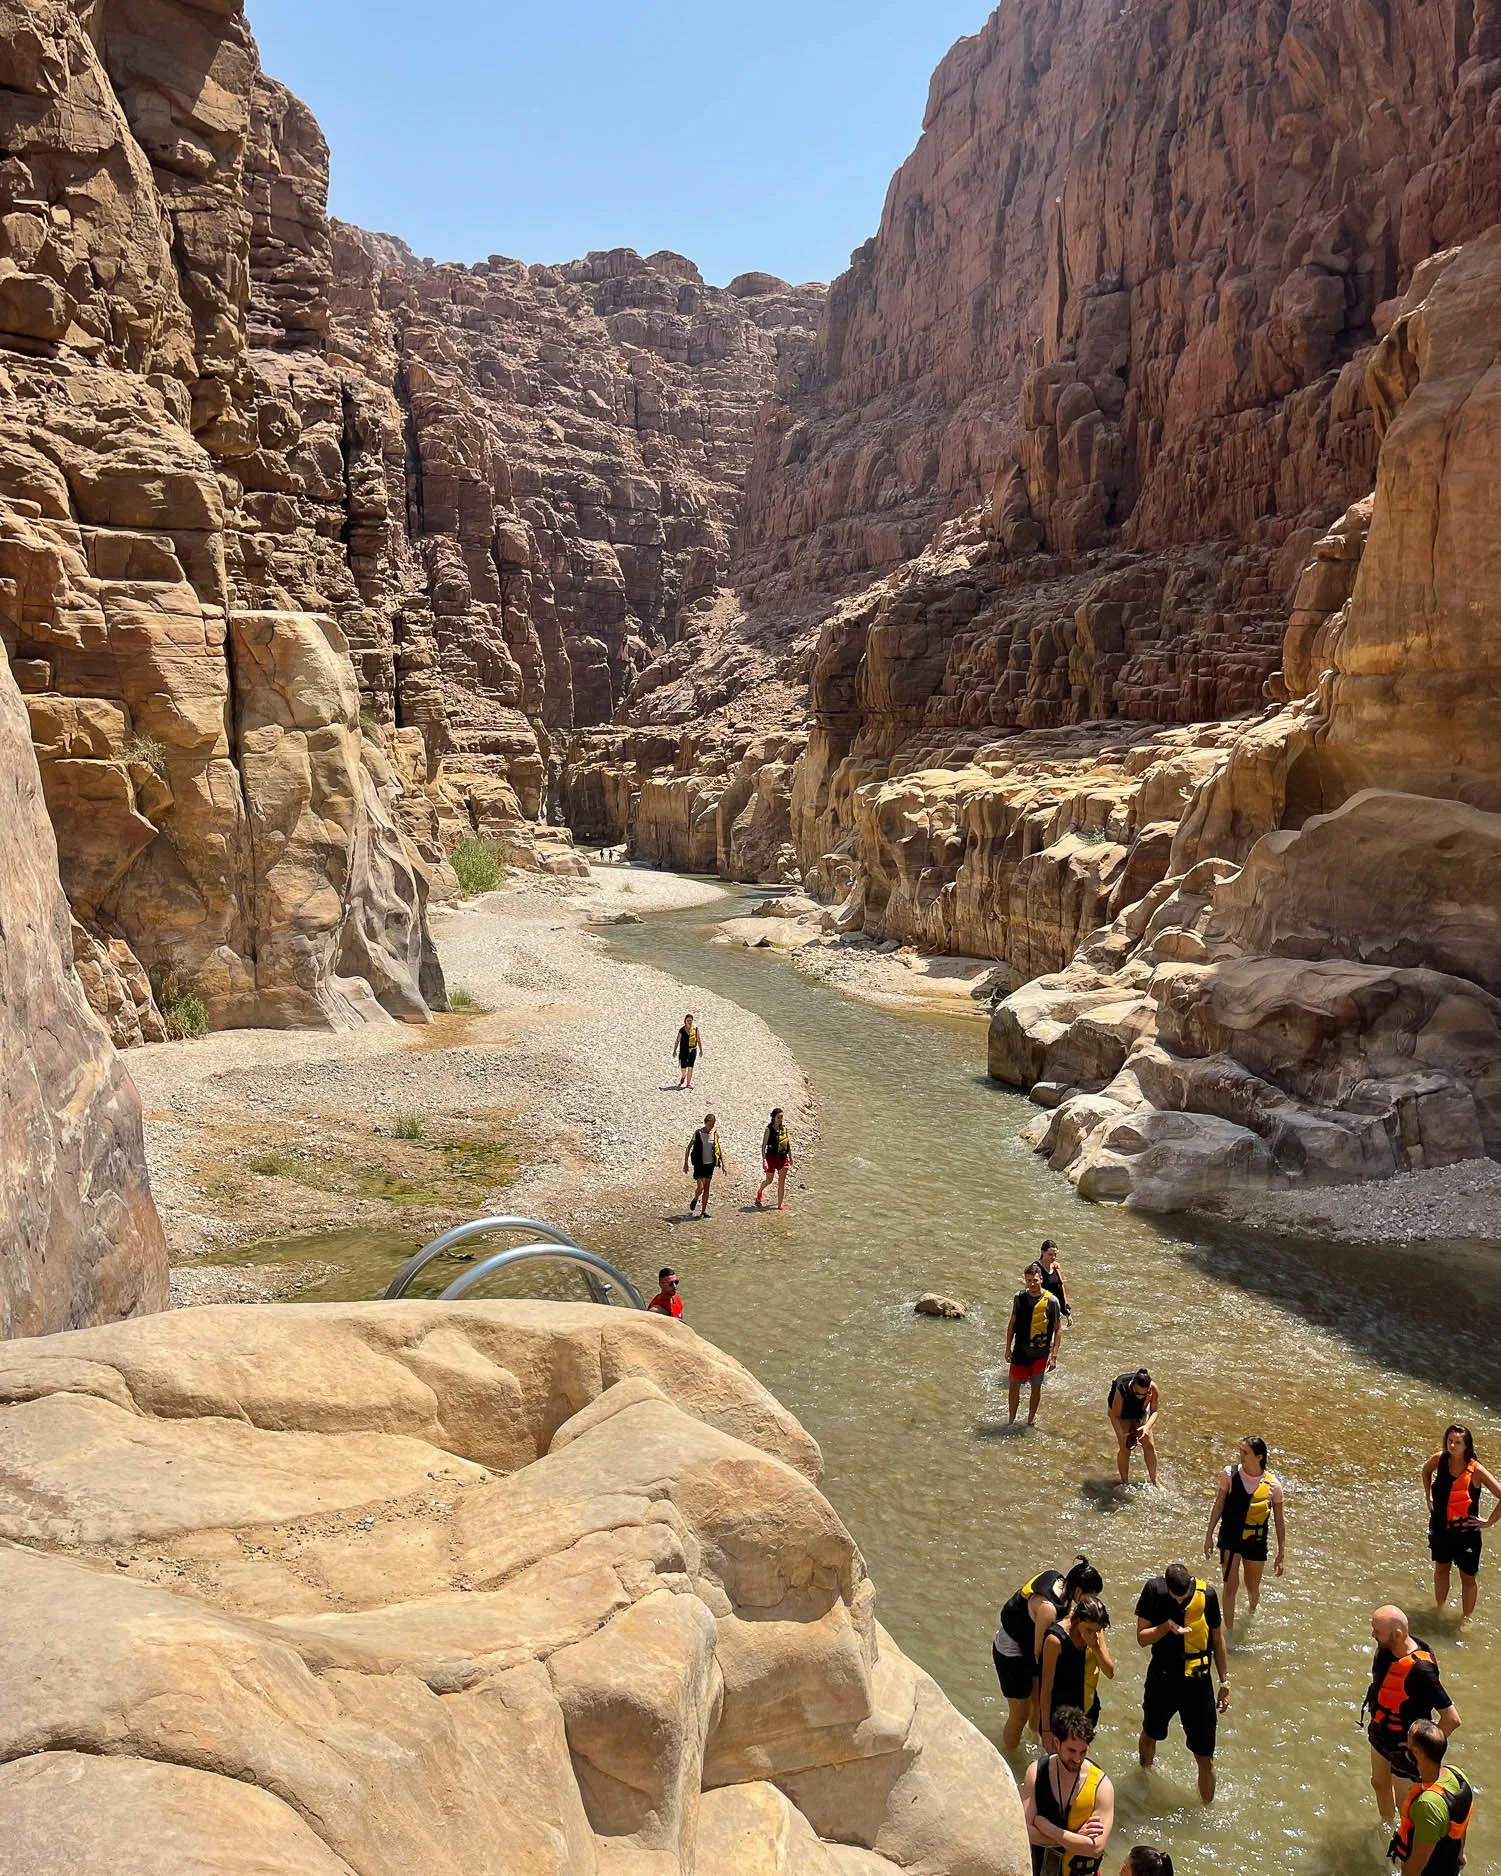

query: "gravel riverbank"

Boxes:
[135, 866, 811, 1285]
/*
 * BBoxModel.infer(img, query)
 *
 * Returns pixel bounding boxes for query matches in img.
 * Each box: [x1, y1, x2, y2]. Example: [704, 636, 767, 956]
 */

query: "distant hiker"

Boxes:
[1108, 1368, 1160, 1485]
[1365, 1605, 1460, 1830]
[1423, 1423, 1501, 1621]
[685, 1114, 724, 1217]
[756, 1107, 793, 1211]
[674, 1013, 703, 1089]
[1039, 1239, 1073, 1327]
[646, 1267, 683, 1318]
[1005, 1262, 1063, 1427]
[1204, 1435, 1287, 1630]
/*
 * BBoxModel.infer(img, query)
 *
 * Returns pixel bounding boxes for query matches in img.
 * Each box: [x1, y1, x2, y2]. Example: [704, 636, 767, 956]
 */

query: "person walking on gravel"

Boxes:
[756, 1108, 794, 1211]
[685, 1113, 724, 1217]
[674, 1013, 703, 1090]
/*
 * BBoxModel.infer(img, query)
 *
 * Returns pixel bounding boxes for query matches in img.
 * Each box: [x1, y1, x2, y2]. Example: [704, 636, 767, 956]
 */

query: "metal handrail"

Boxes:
[384, 1216, 584, 1299]
[438, 1244, 647, 1310]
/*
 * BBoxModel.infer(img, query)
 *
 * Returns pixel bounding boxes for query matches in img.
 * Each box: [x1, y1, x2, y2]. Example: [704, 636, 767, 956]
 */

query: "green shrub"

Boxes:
[123, 732, 168, 777]
[391, 1111, 423, 1141]
[249, 1152, 299, 1178]
[357, 707, 381, 741]
[155, 968, 208, 1040]
[451, 836, 505, 896]
[1076, 826, 1113, 847]
[448, 987, 478, 1011]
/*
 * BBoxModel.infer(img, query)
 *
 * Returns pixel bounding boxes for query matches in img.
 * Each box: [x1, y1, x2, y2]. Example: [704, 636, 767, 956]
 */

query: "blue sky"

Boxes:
[246, 0, 992, 287]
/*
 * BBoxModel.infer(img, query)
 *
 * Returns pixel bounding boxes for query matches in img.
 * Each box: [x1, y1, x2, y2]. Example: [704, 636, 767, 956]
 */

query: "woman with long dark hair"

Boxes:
[991, 1554, 1102, 1752]
[1423, 1423, 1501, 1619]
[1203, 1435, 1286, 1630]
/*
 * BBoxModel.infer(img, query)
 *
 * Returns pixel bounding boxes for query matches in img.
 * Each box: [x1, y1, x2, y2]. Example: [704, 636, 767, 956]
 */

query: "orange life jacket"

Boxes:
[1446, 1462, 1479, 1527]
[1370, 1643, 1439, 1740]
[1388, 1769, 1473, 1874]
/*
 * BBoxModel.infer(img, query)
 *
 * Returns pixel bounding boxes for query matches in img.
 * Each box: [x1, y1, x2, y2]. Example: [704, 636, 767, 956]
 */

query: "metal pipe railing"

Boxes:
[438, 1244, 647, 1310]
[384, 1216, 585, 1300]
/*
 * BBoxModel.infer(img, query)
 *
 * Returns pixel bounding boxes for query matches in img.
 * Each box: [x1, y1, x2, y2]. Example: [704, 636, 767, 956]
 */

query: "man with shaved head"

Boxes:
[1364, 1605, 1460, 1828]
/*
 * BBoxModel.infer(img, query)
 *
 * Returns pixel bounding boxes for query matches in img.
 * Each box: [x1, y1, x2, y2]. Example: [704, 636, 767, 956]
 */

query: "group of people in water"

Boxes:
[673, 1014, 795, 1219]
[994, 1244, 1499, 1876]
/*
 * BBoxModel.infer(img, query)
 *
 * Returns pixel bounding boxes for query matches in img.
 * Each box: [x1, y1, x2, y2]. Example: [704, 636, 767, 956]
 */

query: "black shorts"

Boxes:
[1220, 1532, 1270, 1566]
[993, 1640, 1034, 1702]
[1369, 1724, 1419, 1783]
[1143, 1668, 1217, 1758]
[1430, 1524, 1482, 1575]
[692, 1164, 716, 1183]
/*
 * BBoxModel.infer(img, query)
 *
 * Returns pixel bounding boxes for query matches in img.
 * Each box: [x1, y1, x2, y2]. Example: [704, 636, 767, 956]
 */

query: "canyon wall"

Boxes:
[0, 1302, 1030, 1876]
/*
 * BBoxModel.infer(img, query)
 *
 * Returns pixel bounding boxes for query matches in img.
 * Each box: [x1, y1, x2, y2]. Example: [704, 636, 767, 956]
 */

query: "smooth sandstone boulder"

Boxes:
[0, 1304, 1027, 1876]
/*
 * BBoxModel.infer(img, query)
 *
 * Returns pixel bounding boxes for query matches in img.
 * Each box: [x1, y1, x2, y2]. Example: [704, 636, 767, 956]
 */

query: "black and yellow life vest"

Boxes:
[1223, 1466, 1276, 1543]
[1015, 1289, 1056, 1360]
[1388, 1768, 1473, 1875]
[1000, 1569, 1064, 1655]
[1034, 1756, 1107, 1876]
[766, 1122, 790, 1157]
[1182, 1579, 1211, 1679]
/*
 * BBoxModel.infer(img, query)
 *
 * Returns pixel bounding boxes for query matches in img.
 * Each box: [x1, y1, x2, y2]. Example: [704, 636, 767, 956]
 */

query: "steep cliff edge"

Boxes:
[0, 643, 165, 1336]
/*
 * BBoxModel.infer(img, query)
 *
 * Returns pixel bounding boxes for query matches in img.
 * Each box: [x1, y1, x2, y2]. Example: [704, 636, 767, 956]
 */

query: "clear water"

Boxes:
[204, 885, 1501, 1873]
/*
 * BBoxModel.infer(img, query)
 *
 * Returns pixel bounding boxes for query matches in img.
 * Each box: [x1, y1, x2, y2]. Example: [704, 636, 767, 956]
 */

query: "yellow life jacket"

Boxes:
[1083, 1646, 1100, 1712]
[1029, 1293, 1054, 1343]
[1183, 1580, 1211, 1678]
[1242, 1470, 1275, 1540]
[1060, 1761, 1106, 1876]
[767, 1123, 790, 1156]
[684, 1022, 699, 1050]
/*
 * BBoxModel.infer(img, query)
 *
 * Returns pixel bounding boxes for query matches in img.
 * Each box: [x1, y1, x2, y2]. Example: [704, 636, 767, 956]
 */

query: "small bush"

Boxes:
[155, 968, 208, 1040]
[123, 732, 168, 777]
[249, 1152, 299, 1178]
[1077, 826, 1113, 847]
[451, 835, 505, 896]
[448, 987, 478, 1011]
[391, 1111, 423, 1141]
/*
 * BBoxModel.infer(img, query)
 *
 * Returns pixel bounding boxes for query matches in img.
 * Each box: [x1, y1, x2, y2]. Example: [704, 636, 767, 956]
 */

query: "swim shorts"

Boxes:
[1143, 1667, 1217, 1759]
[1010, 1356, 1050, 1384]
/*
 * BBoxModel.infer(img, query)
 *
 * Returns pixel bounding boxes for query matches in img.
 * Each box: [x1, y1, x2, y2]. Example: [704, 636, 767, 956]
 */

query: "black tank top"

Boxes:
[1000, 1569, 1065, 1653]
[1045, 1622, 1089, 1715]
[1041, 1265, 1067, 1310]
[1111, 1373, 1148, 1422]
[1429, 1456, 1482, 1538]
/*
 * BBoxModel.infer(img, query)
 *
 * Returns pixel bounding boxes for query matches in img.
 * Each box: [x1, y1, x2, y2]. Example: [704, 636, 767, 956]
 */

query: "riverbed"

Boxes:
[195, 880, 1501, 1874]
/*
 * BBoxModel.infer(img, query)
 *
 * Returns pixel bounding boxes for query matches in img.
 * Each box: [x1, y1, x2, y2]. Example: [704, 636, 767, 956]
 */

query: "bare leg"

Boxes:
[776, 1166, 788, 1207]
[1008, 1380, 1022, 1425]
[1141, 1431, 1159, 1486]
[1196, 1754, 1217, 1804]
[1221, 1552, 1242, 1631]
[1003, 1696, 1031, 1753]
[1371, 1745, 1398, 1827]
[1242, 1559, 1265, 1616]
[1461, 1570, 1478, 1620]
[1138, 1732, 1157, 1770]
[1028, 1380, 1043, 1426]
[1435, 1562, 1452, 1607]
[1115, 1430, 1131, 1483]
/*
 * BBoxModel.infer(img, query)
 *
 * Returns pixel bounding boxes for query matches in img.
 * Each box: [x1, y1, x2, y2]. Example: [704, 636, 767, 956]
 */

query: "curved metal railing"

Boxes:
[384, 1215, 645, 1310]
[438, 1244, 646, 1310]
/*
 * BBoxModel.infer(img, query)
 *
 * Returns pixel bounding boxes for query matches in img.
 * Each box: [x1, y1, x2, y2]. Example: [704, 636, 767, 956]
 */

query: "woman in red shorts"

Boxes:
[756, 1108, 793, 1211]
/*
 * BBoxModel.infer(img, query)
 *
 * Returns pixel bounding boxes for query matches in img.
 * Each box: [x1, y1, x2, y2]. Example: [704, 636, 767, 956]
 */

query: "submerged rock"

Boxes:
[914, 1293, 968, 1320]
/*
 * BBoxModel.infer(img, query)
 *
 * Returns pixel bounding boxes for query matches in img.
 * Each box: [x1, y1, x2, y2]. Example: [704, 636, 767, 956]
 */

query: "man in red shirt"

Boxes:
[647, 1268, 683, 1318]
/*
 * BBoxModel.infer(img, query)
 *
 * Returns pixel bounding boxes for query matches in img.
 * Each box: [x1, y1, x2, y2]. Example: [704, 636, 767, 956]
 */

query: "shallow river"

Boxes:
[217, 884, 1501, 1874]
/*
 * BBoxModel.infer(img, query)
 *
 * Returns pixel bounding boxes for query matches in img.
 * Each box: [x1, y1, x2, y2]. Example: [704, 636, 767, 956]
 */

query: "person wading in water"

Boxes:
[684, 1113, 724, 1217]
[1386, 1720, 1475, 1875]
[1203, 1435, 1287, 1631]
[1039, 1239, 1073, 1332]
[1039, 1595, 1115, 1751]
[1135, 1560, 1230, 1803]
[756, 1107, 793, 1211]
[1422, 1423, 1501, 1622]
[673, 1013, 703, 1090]
[1021, 1705, 1114, 1876]
[991, 1557, 1102, 1752]
[1005, 1262, 1063, 1427]
[1364, 1605, 1460, 1831]
[1108, 1368, 1160, 1485]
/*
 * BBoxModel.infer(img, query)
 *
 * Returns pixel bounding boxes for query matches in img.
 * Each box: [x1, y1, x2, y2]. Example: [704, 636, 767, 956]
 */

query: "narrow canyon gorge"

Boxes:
[3, 3, 1500, 1282]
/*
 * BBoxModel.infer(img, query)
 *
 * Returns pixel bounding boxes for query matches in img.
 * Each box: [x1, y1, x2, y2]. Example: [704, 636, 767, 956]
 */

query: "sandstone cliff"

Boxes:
[0, 642, 165, 1336]
[0, 1301, 1030, 1876]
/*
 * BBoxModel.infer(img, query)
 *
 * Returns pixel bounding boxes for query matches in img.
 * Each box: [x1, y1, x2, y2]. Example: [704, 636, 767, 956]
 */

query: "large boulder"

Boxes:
[0, 1303, 1029, 1876]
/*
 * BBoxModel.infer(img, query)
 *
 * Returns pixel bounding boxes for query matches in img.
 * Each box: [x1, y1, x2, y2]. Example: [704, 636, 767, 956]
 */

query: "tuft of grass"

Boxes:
[451, 835, 506, 897]
[123, 732, 168, 777]
[357, 707, 380, 740]
[447, 987, 478, 1011]
[249, 1152, 300, 1178]
[391, 1111, 423, 1141]
[1076, 826, 1112, 847]
[156, 967, 208, 1039]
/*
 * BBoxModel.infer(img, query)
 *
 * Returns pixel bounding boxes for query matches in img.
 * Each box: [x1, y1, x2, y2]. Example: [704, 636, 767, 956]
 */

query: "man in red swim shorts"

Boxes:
[1005, 1262, 1063, 1427]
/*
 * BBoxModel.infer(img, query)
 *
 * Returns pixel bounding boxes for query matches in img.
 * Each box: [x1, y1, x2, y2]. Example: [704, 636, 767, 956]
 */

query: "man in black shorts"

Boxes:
[1364, 1605, 1460, 1829]
[1135, 1560, 1230, 1802]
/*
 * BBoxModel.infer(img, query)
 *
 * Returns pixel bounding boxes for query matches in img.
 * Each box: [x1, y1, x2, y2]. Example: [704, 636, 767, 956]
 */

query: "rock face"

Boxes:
[0, 646, 166, 1338]
[987, 233, 1501, 1210]
[0, 1301, 1029, 1876]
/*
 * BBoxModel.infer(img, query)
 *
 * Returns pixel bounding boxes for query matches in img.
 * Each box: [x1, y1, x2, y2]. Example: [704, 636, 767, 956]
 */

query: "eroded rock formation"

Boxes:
[0, 644, 165, 1337]
[0, 1301, 1029, 1876]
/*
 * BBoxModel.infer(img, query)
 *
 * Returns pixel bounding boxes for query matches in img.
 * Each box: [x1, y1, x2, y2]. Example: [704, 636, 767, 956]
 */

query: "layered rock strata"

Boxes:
[0, 1301, 1029, 1876]
[988, 235, 1501, 1210]
[0, 644, 165, 1337]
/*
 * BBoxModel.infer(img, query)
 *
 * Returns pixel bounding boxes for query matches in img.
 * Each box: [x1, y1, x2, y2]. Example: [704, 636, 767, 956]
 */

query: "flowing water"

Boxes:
[210, 883, 1501, 1873]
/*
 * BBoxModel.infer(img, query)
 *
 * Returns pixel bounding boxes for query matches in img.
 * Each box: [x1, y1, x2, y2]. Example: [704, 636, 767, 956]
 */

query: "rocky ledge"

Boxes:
[0, 1301, 1027, 1876]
